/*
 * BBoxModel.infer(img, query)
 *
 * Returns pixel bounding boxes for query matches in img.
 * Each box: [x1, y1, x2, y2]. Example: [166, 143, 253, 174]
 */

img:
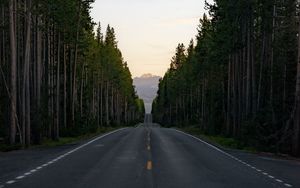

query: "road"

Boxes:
[0, 120, 299, 187]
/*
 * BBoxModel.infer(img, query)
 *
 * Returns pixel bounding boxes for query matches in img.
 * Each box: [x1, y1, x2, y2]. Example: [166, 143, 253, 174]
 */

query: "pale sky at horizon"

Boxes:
[91, 0, 213, 77]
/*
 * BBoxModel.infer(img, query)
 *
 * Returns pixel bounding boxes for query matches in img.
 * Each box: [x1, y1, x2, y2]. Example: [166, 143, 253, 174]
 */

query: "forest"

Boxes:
[152, 0, 300, 156]
[0, 0, 144, 148]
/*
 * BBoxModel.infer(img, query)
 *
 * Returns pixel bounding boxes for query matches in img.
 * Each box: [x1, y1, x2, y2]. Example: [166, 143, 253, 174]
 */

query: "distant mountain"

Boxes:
[133, 74, 161, 113]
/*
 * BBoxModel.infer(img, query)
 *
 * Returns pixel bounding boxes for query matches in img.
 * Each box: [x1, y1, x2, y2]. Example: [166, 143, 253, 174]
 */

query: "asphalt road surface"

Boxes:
[0, 123, 299, 187]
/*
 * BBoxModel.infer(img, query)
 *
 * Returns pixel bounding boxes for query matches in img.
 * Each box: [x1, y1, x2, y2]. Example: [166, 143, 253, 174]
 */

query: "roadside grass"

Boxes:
[0, 126, 123, 152]
[35, 126, 123, 148]
[0, 143, 23, 152]
[179, 126, 257, 153]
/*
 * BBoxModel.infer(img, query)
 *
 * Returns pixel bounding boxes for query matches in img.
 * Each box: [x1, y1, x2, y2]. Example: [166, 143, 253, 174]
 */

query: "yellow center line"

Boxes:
[147, 160, 152, 170]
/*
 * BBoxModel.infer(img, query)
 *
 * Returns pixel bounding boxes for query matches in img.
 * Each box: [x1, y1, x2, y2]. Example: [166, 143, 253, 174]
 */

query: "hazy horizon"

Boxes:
[133, 74, 161, 113]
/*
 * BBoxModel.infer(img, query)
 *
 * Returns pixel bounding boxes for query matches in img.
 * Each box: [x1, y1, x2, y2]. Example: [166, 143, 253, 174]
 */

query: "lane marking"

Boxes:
[147, 161, 152, 170]
[173, 129, 235, 158]
[2, 128, 128, 187]
[16, 176, 25, 180]
[6, 180, 15, 184]
[147, 129, 151, 142]
[146, 128, 151, 151]
[173, 129, 294, 188]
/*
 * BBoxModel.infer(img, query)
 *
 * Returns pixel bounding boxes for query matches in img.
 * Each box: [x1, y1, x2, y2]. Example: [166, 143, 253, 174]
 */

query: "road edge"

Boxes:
[0, 127, 129, 187]
[172, 128, 294, 188]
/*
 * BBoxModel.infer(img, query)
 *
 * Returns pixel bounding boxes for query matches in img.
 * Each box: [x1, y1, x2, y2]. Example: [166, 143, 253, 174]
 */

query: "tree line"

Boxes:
[0, 0, 144, 147]
[152, 0, 300, 156]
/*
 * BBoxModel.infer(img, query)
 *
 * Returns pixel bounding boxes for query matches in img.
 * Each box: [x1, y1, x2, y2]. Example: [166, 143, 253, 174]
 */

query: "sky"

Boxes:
[90, 0, 213, 77]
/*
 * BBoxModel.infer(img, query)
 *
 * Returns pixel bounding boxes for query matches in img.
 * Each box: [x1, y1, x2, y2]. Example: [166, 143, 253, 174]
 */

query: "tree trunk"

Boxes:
[246, 22, 252, 116]
[80, 63, 84, 117]
[36, 16, 42, 135]
[106, 81, 109, 125]
[44, 24, 50, 137]
[232, 54, 237, 136]
[257, 30, 266, 110]
[100, 71, 103, 126]
[201, 78, 206, 130]
[9, 0, 17, 145]
[227, 55, 232, 135]
[292, 15, 300, 156]
[63, 43, 67, 128]
[269, 5, 276, 123]
[24, 0, 31, 146]
[169, 104, 172, 125]
[124, 97, 127, 124]
[68, 47, 73, 127]
[72, 1, 82, 127]
[55, 33, 60, 140]
[111, 86, 114, 122]
[96, 83, 100, 128]
[251, 17, 257, 115]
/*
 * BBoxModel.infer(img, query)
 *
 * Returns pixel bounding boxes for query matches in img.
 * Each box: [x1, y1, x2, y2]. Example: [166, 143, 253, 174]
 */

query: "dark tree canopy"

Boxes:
[153, 0, 300, 156]
[0, 0, 144, 148]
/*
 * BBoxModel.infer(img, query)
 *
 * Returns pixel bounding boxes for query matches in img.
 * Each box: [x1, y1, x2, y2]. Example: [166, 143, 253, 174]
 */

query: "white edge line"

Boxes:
[9, 128, 128, 184]
[173, 129, 241, 159]
[16, 176, 25, 179]
[6, 180, 15, 184]
[135, 123, 142, 128]
[173, 129, 294, 187]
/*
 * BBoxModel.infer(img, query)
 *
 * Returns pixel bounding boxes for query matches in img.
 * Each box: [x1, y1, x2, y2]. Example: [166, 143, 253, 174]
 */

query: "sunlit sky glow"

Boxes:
[91, 0, 213, 77]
